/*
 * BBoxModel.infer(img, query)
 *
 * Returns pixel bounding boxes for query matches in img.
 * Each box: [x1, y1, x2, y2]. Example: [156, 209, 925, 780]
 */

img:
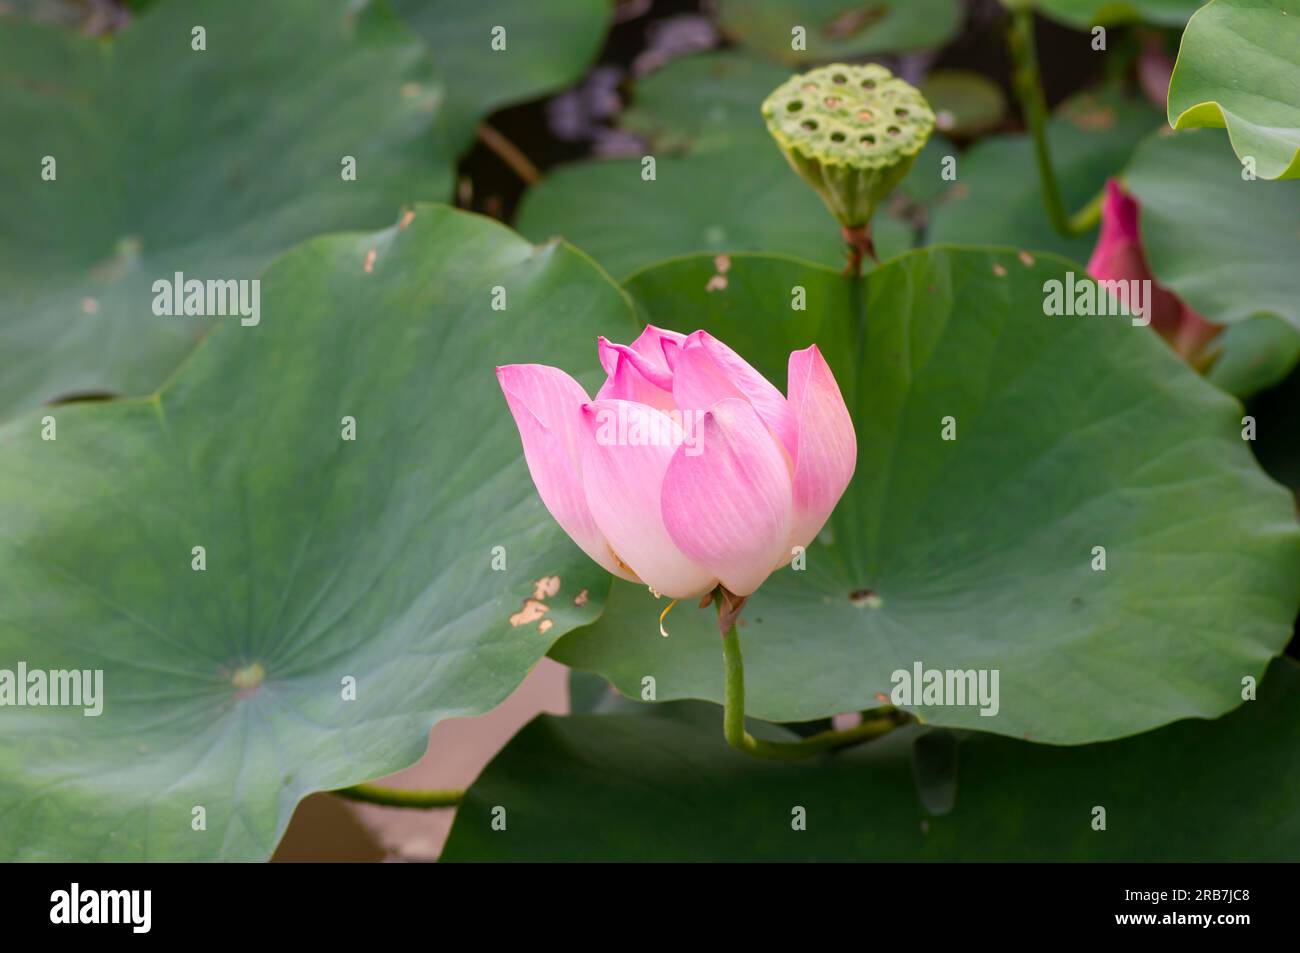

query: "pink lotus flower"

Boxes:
[1088, 179, 1220, 366]
[497, 326, 856, 601]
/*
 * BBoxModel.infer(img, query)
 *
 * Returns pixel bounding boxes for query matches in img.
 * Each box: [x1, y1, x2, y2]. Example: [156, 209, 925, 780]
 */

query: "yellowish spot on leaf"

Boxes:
[509, 599, 549, 628]
[231, 662, 266, 699]
[706, 254, 731, 293]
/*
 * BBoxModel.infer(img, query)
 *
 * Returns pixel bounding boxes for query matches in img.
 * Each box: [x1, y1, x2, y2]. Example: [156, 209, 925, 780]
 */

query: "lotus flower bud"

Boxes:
[497, 327, 857, 601]
[1088, 179, 1221, 366]
[762, 63, 935, 230]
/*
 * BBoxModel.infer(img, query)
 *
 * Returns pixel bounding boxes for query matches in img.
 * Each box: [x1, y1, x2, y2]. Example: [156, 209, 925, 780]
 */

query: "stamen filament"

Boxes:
[658, 598, 679, 638]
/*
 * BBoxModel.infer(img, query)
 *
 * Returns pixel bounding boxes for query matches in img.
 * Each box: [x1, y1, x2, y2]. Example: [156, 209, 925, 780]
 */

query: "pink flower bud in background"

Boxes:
[1088, 179, 1221, 366]
[497, 326, 857, 601]
[1136, 29, 1176, 111]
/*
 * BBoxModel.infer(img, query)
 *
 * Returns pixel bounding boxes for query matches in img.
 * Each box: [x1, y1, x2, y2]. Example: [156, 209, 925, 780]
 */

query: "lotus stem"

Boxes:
[1005, 8, 1100, 239]
[718, 601, 900, 761]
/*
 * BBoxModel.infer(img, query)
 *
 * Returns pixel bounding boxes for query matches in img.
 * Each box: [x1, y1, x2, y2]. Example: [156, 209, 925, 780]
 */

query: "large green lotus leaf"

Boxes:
[515, 147, 916, 281]
[1166, 0, 1300, 181]
[392, 0, 610, 152]
[0, 205, 630, 860]
[713, 0, 962, 65]
[1033, 0, 1200, 27]
[928, 92, 1162, 261]
[442, 659, 1300, 861]
[0, 0, 455, 421]
[619, 50, 795, 154]
[552, 248, 1300, 744]
[921, 69, 1008, 139]
[1206, 315, 1300, 399]
[1125, 129, 1300, 329]
[1128, 128, 1300, 396]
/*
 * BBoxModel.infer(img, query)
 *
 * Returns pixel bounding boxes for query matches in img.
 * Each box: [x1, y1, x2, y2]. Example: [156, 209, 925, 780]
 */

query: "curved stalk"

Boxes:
[720, 618, 899, 761]
[1005, 8, 1103, 238]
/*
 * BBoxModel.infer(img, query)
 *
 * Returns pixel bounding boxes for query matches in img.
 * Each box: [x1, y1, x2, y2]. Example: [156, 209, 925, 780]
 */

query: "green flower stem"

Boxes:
[1067, 185, 1104, 234]
[720, 619, 898, 761]
[1006, 7, 1100, 239]
[333, 783, 464, 809]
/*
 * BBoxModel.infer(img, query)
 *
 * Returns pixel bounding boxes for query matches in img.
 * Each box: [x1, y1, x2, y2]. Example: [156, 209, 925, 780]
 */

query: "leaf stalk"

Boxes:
[1005, 8, 1103, 238]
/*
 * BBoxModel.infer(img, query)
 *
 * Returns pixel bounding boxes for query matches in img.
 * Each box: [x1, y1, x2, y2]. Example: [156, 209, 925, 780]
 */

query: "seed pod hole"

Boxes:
[860, 134, 876, 145]
[861, 79, 876, 89]
[832, 73, 847, 84]
[801, 119, 818, 130]
[830, 131, 846, 143]
[887, 125, 901, 135]
[895, 107, 909, 118]
[857, 110, 873, 121]
[824, 96, 841, 108]
[786, 100, 803, 112]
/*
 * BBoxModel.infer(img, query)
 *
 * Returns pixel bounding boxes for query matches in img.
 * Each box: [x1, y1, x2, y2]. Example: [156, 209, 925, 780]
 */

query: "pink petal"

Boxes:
[1137, 37, 1174, 111]
[1088, 180, 1142, 275]
[661, 397, 793, 596]
[1087, 179, 1190, 336]
[579, 400, 717, 599]
[1171, 304, 1224, 362]
[496, 365, 637, 582]
[631, 324, 688, 373]
[595, 337, 676, 412]
[787, 346, 857, 551]
[671, 331, 796, 457]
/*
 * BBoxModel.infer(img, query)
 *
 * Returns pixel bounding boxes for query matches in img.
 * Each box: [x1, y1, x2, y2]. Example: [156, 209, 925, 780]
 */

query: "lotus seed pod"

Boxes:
[762, 63, 935, 228]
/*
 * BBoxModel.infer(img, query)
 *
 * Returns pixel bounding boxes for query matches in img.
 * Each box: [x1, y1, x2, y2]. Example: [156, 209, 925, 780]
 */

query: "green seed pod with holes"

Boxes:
[762, 63, 935, 229]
